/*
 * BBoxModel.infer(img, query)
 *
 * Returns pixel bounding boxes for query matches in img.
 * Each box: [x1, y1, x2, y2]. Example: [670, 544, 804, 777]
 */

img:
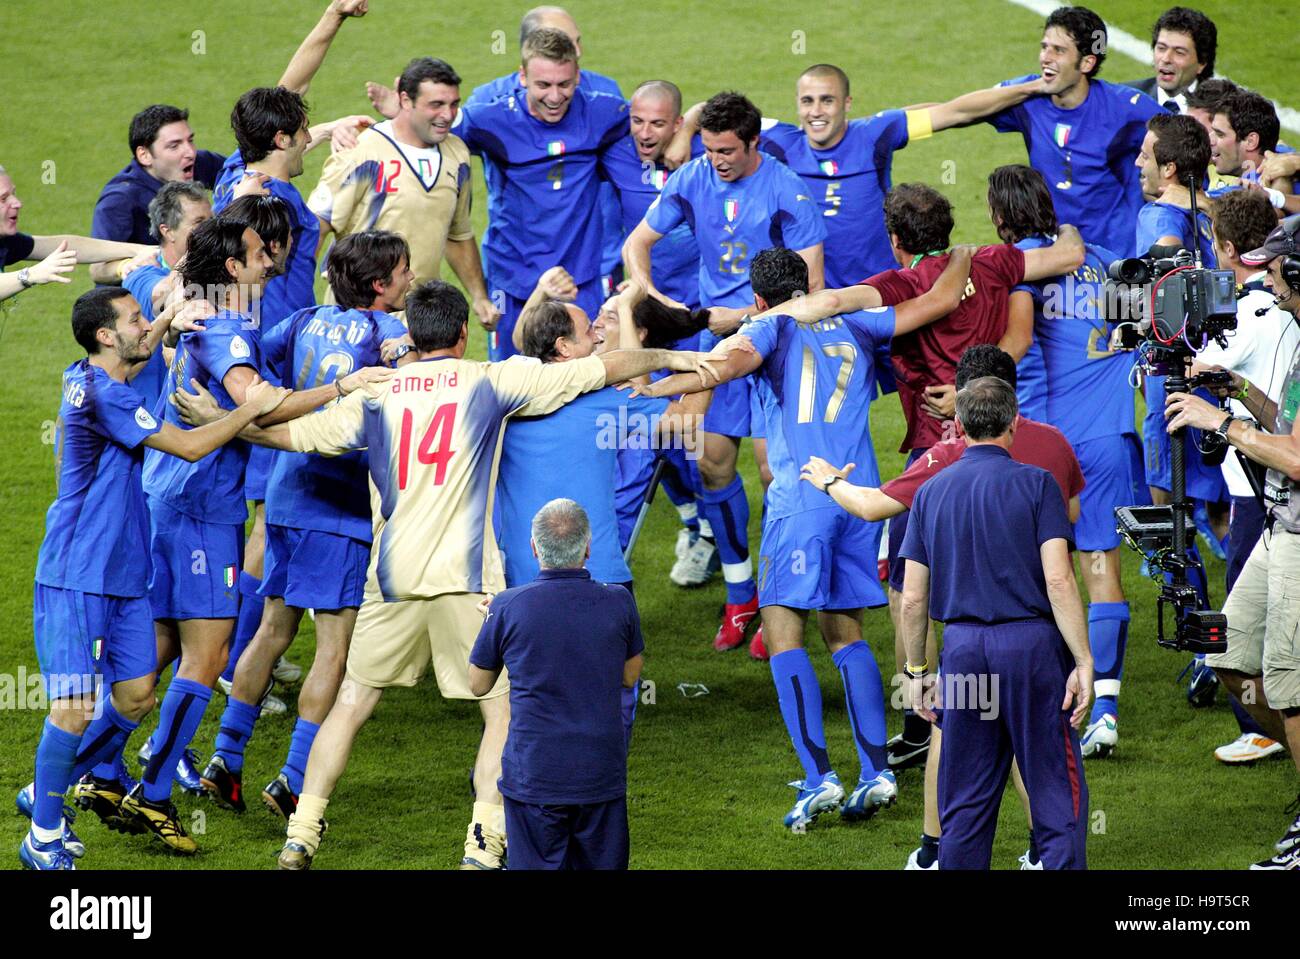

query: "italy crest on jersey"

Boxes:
[547, 140, 566, 156]
[819, 160, 839, 176]
[724, 199, 739, 222]
[652, 168, 668, 190]
[1053, 124, 1072, 149]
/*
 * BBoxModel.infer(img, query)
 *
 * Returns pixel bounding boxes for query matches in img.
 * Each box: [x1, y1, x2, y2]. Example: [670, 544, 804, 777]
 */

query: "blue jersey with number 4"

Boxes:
[261, 304, 407, 541]
[742, 308, 895, 519]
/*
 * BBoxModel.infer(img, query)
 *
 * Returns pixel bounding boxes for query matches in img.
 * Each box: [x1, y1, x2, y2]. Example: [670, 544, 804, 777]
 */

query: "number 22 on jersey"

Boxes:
[398, 403, 457, 489]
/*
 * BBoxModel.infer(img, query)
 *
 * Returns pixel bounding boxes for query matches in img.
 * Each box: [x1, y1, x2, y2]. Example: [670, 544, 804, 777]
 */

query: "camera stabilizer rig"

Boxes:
[1110, 180, 1236, 654]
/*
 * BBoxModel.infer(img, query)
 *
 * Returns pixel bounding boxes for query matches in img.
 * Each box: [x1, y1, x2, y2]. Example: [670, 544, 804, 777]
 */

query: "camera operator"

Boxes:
[1192, 190, 1299, 765]
[1165, 213, 1300, 870]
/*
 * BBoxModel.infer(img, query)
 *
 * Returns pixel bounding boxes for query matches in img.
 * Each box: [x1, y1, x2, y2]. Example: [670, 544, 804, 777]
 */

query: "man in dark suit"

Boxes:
[1122, 7, 1218, 113]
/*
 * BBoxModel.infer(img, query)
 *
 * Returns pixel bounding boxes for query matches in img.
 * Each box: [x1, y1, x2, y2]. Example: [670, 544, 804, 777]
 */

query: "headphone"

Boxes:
[1279, 215, 1300, 295]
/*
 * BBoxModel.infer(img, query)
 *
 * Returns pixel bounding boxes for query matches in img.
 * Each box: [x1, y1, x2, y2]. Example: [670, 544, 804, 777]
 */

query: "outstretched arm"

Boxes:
[1021, 224, 1085, 280]
[278, 0, 369, 95]
[892, 245, 974, 335]
[799, 457, 907, 522]
[926, 77, 1048, 132]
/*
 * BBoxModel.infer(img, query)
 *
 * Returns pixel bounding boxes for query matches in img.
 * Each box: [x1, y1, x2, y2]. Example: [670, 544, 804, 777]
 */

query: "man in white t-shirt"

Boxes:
[1193, 189, 1299, 765]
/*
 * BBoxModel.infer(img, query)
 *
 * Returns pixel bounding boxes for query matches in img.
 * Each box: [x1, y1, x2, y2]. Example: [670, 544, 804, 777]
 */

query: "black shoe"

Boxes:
[199, 755, 246, 813]
[261, 774, 298, 820]
[119, 786, 197, 854]
[886, 733, 931, 771]
[72, 775, 144, 834]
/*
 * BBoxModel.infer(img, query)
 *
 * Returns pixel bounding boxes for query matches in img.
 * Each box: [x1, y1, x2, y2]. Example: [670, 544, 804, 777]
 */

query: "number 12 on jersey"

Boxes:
[398, 403, 457, 490]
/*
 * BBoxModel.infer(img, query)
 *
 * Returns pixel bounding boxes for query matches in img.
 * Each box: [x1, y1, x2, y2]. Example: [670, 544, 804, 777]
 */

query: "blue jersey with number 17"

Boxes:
[1012, 236, 1133, 445]
[261, 304, 408, 542]
[741, 307, 895, 519]
[646, 154, 826, 312]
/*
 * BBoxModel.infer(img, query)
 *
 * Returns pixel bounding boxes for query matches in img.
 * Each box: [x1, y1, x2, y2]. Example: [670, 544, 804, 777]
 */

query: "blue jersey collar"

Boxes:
[536, 568, 593, 581]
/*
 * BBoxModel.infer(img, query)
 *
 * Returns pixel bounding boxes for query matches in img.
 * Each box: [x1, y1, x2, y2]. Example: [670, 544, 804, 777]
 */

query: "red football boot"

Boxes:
[713, 596, 759, 651]
[749, 625, 769, 661]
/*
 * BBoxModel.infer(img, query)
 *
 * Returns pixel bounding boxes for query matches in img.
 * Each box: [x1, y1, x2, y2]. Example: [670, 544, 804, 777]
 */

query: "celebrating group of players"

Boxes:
[9, 0, 1300, 871]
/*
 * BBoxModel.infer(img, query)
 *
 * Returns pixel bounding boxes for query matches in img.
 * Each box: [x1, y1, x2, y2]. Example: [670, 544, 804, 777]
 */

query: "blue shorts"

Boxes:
[261, 524, 368, 610]
[701, 375, 753, 437]
[748, 385, 767, 440]
[1142, 407, 1229, 502]
[489, 276, 605, 362]
[887, 447, 929, 592]
[615, 446, 700, 547]
[502, 794, 629, 870]
[243, 446, 274, 502]
[1073, 433, 1150, 552]
[33, 584, 155, 699]
[758, 508, 887, 610]
[147, 497, 244, 620]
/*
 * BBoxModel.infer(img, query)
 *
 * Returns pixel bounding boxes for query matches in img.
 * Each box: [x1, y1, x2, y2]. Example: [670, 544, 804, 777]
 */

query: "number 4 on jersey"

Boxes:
[398, 403, 457, 489]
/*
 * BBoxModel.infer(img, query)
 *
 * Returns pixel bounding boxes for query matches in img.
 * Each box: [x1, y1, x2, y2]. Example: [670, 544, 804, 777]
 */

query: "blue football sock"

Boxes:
[700, 476, 754, 604]
[213, 697, 261, 774]
[224, 571, 263, 684]
[33, 719, 81, 832]
[621, 682, 638, 748]
[70, 697, 137, 782]
[832, 641, 889, 780]
[280, 718, 321, 795]
[1230, 694, 1268, 737]
[770, 649, 831, 786]
[1088, 601, 1129, 722]
[142, 678, 211, 803]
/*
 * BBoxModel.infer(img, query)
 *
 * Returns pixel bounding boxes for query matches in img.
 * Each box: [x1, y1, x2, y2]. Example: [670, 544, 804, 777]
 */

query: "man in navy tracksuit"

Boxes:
[898, 376, 1094, 869]
[469, 498, 644, 869]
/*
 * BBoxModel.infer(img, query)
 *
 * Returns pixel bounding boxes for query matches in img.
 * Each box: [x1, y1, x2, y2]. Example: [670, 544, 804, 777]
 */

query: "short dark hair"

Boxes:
[956, 375, 1019, 439]
[230, 87, 309, 164]
[72, 287, 133, 354]
[1148, 113, 1211, 185]
[405, 280, 468, 351]
[520, 27, 577, 67]
[699, 91, 761, 145]
[148, 180, 208, 242]
[130, 104, 189, 155]
[1218, 90, 1281, 154]
[181, 217, 254, 296]
[1211, 189, 1279, 260]
[750, 247, 809, 307]
[987, 165, 1058, 244]
[1044, 6, 1107, 78]
[521, 301, 578, 362]
[217, 195, 292, 254]
[884, 183, 954, 254]
[631, 299, 710, 349]
[398, 57, 462, 101]
[956, 344, 1018, 390]
[328, 231, 411, 311]
[1151, 7, 1217, 79]
[1185, 76, 1238, 115]
[799, 63, 850, 98]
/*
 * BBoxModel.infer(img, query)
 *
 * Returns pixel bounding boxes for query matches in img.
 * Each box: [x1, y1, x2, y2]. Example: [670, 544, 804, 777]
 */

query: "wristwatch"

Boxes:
[1213, 414, 1237, 442]
[821, 474, 841, 493]
[16, 268, 33, 289]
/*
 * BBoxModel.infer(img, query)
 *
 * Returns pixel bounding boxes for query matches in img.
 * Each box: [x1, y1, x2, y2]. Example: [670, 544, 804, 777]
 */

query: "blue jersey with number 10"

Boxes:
[261, 304, 407, 541]
[1013, 236, 1133, 445]
[742, 307, 896, 519]
[646, 154, 826, 313]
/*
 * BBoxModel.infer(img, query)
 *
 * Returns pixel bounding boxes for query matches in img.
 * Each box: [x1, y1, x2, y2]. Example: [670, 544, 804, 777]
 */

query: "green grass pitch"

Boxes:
[1, 0, 1296, 869]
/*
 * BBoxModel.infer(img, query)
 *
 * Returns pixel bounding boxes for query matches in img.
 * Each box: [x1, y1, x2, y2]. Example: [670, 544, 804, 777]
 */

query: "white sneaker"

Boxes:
[674, 528, 694, 561]
[1213, 732, 1284, 765]
[217, 676, 233, 696]
[1017, 850, 1043, 870]
[670, 536, 718, 587]
[259, 690, 288, 715]
[904, 846, 938, 870]
[272, 657, 303, 684]
[1080, 714, 1117, 758]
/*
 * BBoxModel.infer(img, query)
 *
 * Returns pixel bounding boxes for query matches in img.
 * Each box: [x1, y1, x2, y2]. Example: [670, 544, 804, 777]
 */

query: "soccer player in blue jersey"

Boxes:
[501, 280, 710, 738]
[122, 218, 388, 851]
[19, 286, 288, 869]
[988, 165, 1149, 763]
[624, 91, 826, 652]
[122, 181, 212, 409]
[953, 5, 1162, 255]
[448, 28, 627, 361]
[195, 230, 412, 819]
[639, 246, 973, 827]
[1133, 114, 1226, 519]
